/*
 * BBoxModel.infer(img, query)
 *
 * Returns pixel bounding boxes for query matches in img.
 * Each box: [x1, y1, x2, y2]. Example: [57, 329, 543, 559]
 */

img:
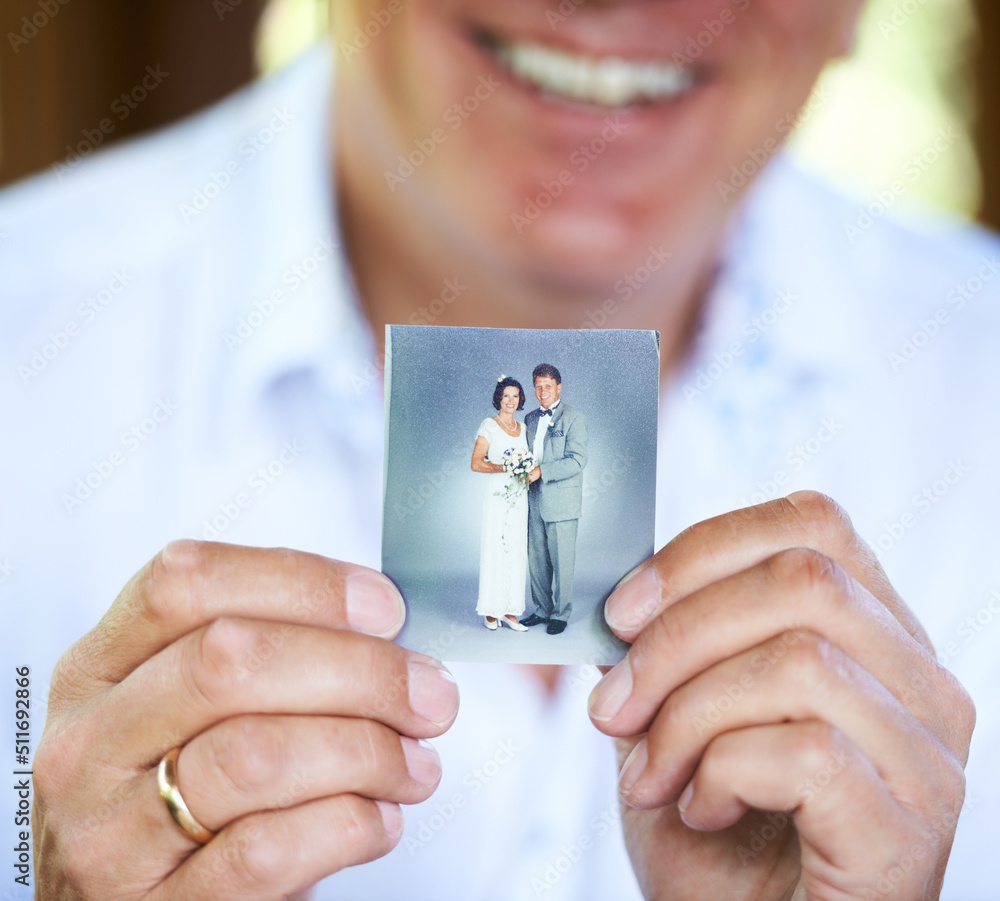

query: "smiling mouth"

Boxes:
[475, 31, 697, 109]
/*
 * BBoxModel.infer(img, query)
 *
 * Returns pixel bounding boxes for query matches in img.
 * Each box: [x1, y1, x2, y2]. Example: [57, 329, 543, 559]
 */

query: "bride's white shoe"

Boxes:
[501, 615, 528, 632]
[485, 616, 499, 630]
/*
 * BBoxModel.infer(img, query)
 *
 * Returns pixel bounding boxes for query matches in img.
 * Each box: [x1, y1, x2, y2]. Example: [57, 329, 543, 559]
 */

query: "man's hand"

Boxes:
[33, 542, 459, 900]
[589, 492, 974, 900]
[529, 467, 542, 483]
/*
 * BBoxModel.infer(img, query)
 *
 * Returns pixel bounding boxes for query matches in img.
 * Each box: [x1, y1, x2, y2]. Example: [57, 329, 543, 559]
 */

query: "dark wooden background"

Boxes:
[1, 0, 997, 230]
[973, 0, 1000, 229]
[0, 0, 267, 184]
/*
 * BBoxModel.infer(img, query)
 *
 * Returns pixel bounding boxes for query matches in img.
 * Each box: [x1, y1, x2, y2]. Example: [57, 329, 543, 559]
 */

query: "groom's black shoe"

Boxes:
[520, 613, 549, 628]
[546, 620, 567, 635]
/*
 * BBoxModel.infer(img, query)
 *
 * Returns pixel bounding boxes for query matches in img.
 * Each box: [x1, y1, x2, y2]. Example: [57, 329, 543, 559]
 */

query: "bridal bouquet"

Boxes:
[495, 447, 537, 506]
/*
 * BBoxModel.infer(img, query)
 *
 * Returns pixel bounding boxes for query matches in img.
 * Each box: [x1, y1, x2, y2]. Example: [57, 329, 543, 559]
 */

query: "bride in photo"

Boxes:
[470, 376, 538, 631]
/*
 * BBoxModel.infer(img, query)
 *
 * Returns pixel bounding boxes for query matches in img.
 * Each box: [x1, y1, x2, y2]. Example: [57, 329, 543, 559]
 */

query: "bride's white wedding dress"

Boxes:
[475, 417, 528, 618]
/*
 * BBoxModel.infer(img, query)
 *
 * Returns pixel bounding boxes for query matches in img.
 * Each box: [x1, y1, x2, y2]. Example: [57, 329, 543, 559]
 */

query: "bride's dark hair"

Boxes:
[492, 377, 525, 411]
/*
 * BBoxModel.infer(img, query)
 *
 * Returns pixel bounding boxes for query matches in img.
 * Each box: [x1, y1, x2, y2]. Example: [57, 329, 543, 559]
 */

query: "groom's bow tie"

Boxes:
[539, 408, 554, 417]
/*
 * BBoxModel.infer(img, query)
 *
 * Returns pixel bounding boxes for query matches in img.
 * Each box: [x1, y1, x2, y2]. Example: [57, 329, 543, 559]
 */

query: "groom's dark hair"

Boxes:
[493, 377, 526, 411]
[532, 363, 561, 384]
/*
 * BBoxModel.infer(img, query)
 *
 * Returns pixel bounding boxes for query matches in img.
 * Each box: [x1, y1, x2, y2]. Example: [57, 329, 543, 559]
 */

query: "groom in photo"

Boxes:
[521, 364, 588, 635]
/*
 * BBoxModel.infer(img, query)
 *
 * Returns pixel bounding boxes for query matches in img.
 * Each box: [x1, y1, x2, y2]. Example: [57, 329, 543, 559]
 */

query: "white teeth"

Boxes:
[494, 40, 694, 107]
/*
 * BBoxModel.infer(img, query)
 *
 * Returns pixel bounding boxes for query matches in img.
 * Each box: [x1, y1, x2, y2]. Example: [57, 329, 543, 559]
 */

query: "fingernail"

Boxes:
[376, 800, 404, 840]
[400, 737, 442, 786]
[605, 567, 661, 633]
[407, 657, 459, 727]
[677, 781, 694, 824]
[588, 655, 633, 722]
[618, 738, 648, 795]
[345, 571, 406, 638]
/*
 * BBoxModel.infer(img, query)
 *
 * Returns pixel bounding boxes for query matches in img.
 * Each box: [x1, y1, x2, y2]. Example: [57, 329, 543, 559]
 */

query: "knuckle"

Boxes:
[48, 646, 77, 698]
[914, 739, 969, 828]
[791, 720, 842, 773]
[782, 632, 838, 695]
[656, 692, 692, 743]
[940, 670, 977, 750]
[34, 718, 88, 805]
[48, 640, 99, 706]
[145, 539, 211, 625]
[160, 537, 210, 569]
[767, 546, 842, 597]
[187, 618, 258, 708]
[699, 730, 738, 782]
[939, 753, 968, 813]
[32, 728, 66, 798]
[785, 490, 857, 551]
[207, 716, 286, 799]
[224, 815, 294, 890]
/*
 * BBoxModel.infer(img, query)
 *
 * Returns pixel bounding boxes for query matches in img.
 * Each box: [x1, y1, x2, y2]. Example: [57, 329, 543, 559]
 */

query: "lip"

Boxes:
[458, 23, 707, 128]
[464, 12, 714, 67]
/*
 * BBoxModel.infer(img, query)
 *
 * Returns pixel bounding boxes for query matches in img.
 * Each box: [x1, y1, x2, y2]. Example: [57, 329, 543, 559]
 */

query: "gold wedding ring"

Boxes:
[157, 746, 215, 845]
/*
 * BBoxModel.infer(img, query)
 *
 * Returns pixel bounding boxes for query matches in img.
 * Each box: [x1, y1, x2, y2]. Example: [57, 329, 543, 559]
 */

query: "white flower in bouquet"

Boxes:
[502, 447, 536, 482]
[495, 447, 536, 506]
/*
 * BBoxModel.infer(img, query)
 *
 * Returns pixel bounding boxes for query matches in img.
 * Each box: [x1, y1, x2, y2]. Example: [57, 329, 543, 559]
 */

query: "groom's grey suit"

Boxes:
[524, 401, 588, 624]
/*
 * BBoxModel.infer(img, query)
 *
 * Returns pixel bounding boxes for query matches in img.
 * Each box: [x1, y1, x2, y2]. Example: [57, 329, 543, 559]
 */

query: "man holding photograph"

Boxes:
[5, 0, 998, 897]
[521, 364, 589, 635]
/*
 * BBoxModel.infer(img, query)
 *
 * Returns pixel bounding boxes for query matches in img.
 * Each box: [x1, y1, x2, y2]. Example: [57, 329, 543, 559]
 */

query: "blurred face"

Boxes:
[500, 385, 521, 413]
[534, 377, 561, 409]
[335, 0, 862, 286]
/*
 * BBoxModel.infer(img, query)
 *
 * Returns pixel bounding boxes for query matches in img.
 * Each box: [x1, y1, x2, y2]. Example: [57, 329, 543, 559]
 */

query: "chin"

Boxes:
[510, 221, 655, 286]
[482, 174, 718, 293]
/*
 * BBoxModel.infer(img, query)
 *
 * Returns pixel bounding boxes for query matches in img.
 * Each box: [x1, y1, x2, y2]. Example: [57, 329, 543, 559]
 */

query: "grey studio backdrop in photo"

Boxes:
[383, 325, 659, 665]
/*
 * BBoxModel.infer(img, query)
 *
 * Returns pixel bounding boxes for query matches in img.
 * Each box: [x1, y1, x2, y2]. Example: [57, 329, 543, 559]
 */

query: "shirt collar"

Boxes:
[688, 156, 866, 371]
[656, 153, 868, 533]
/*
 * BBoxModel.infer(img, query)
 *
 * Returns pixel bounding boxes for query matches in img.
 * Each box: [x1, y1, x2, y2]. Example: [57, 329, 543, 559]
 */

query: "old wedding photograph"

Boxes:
[383, 325, 659, 664]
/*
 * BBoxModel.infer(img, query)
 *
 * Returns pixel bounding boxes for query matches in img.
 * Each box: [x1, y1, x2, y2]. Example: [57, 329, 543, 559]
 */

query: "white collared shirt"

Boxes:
[533, 398, 560, 463]
[3, 42, 1000, 900]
